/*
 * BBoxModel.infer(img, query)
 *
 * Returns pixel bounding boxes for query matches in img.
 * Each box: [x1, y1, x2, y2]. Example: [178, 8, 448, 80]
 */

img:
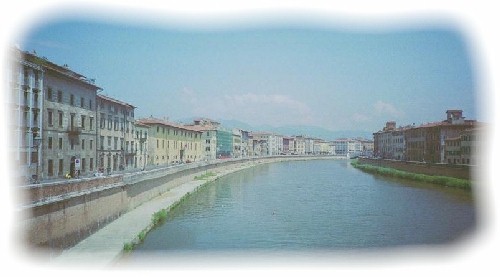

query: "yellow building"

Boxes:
[136, 117, 202, 166]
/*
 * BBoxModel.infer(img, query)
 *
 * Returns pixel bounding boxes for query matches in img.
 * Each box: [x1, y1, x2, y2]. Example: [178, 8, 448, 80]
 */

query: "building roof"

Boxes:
[133, 121, 150, 128]
[17, 48, 102, 91]
[409, 119, 476, 130]
[136, 117, 202, 133]
[97, 94, 136, 109]
[251, 131, 282, 137]
[184, 124, 218, 132]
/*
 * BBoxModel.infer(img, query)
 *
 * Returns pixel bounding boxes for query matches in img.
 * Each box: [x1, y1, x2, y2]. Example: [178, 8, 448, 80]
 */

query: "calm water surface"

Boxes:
[130, 159, 475, 255]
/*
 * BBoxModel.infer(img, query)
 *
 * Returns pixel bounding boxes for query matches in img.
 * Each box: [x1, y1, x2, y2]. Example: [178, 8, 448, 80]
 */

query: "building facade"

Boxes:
[405, 110, 476, 163]
[250, 132, 269, 156]
[282, 137, 293, 155]
[292, 136, 306, 155]
[138, 117, 203, 166]
[133, 121, 149, 170]
[216, 129, 233, 158]
[373, 121, 406, 160]
[10, 49, 102, 181]
[240, 130, 250, 158]
[373, 110, 477, 164]
[444, 127, 484, 166]
[96, 94, 136, 174]
[232, 129, 242, 158]
[8, 49, 45, 183]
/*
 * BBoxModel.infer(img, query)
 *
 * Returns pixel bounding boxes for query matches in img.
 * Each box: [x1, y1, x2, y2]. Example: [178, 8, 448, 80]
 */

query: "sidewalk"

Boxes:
[51, 161, 255, 267]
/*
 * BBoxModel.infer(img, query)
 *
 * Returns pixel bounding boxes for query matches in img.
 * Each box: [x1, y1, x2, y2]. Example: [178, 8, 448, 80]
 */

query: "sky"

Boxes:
[2, 1, 499, 274]
[16, 14, 478, 133]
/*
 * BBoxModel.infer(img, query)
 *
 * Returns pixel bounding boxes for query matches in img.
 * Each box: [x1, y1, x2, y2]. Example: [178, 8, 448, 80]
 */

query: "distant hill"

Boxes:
[172, 117, 373, 141]
[217, 119, 373, 141]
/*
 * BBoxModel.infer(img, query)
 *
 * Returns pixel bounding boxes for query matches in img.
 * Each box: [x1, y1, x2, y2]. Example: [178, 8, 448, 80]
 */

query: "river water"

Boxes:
[128, 159, 475, 257]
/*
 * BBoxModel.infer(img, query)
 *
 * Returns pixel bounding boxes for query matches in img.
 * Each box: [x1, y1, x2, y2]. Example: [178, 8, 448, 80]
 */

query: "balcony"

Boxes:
[125, 150, 136, 156]
[67, 127, 81, 137]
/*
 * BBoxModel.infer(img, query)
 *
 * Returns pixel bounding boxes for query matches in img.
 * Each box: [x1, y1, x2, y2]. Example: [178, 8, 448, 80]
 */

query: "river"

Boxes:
[127, 159, 475, 258]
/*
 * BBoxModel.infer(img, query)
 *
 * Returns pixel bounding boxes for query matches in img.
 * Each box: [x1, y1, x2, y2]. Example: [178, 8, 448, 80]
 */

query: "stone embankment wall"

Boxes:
[18, 156, 337, 252]
[357, 158, 472, 180]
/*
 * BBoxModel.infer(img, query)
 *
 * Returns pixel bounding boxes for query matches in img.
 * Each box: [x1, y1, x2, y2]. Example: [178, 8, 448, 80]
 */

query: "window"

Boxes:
[81, 115, 86, 129]
[48, 159, 54, 176]
[89, 99, 92, 110]
[70, 113, 75, 129]
[81, 139, 85, 150]
[70, 94, 74, 106]
[100, 113, 105, 128]
[100, 136, 104, 150]
[90, 158, 94, 172]
[108, 115, 112, 130]
[82, 158, 86, 172]
[114, 137, 118, 150]
[70, 138, 74, 150]
[48, 137, 52, 149]
[90, 117, 94, 130]
[107, 136, 112, 148]
[47, 87, 53, 101]
[48, 110, 53, 126]
[59, 138, 63, 150]
[80, 97, 84, 108]
[57, 90, 62, 103]
[58, 111, 63, 127]
[90, 140, 93, 150]
[58, 159, 63, 176]
[33, 110, 38, 125]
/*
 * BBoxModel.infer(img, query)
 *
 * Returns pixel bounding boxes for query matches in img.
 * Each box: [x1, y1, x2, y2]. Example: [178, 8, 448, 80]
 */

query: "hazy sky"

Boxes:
[18, 16, 478, 132]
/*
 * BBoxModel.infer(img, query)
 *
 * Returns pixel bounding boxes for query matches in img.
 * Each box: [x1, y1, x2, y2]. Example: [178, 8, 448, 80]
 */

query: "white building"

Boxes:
[292, 136, 306, 155]
[332, 138, 363, 157]
[304, 137, 315, 155]
[8, 49, 44, 182]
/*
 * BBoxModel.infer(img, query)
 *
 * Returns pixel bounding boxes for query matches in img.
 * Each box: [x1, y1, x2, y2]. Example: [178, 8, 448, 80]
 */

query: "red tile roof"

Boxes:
[136, 117, 203, 133]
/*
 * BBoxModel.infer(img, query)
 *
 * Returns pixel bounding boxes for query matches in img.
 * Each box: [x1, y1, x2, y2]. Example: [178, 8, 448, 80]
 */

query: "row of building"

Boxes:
[7, 48, 373, 184]
[373, 109, 483, 165]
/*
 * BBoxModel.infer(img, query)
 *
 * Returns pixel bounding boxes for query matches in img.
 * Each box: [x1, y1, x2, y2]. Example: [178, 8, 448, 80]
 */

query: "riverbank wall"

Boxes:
[356, 157, 472, 180]
[17, 155, 343, 255]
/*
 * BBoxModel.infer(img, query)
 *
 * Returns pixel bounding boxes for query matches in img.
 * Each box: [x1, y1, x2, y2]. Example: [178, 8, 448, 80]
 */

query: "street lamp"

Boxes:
[32, 134, 42, 183]
[107, 152, 112, 174]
